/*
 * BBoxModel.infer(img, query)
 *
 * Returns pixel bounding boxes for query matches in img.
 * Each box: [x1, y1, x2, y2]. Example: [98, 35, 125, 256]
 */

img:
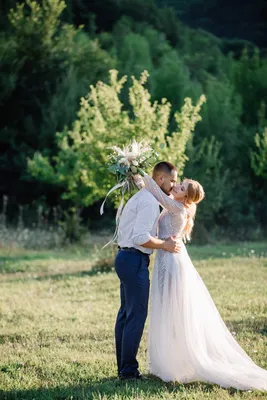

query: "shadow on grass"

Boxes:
[33, 262, 115, 281]
[226, 317, 267, 337]
[0, 253, 58, 273]
[0, 376, 242, 400]
[0, 247, 116, 275]
[0, 257, 115, 283]
[187, 242, 267, 261]
[0, 254, 83, 275]
[0, 316, 265, 349]
[1, 242, 267, 277]
[2, 241, 267, 281]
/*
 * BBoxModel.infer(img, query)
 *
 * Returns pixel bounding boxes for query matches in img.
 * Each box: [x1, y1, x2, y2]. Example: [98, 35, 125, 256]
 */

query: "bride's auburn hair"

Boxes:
[182, 179, 205, 242]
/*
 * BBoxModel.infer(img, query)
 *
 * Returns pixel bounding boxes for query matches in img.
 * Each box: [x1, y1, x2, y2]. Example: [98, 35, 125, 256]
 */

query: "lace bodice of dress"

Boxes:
[157, 209, 187, 239]
[143, 175, 187, 239]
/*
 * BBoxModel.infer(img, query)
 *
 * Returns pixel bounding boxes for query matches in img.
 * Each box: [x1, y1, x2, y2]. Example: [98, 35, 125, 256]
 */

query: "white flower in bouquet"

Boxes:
[107, 140, 158, 182]
[119, 157, 130, 167]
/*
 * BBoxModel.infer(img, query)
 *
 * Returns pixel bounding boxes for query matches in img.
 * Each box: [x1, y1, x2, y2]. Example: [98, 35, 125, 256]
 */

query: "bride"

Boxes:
[134, 173, 267, 391]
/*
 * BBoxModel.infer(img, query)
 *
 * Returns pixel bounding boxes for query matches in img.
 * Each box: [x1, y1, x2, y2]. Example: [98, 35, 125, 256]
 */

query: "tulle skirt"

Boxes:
[148, 244, 267, 390]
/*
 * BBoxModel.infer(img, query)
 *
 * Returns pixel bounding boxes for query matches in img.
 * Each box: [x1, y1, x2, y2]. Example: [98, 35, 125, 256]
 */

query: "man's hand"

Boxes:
[163, 236, 181, 253]
[141, 235, 181, 252]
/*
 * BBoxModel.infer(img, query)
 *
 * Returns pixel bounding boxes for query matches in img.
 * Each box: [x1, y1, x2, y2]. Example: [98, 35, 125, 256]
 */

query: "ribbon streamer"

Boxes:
[100, 180, 129, 249]
[101, 224, 120, 249]
[100, 181, 126, 216]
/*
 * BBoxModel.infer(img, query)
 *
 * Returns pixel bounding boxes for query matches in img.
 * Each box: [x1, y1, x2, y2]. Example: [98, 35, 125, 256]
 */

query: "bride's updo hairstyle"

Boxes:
[183, 179, 205, 242]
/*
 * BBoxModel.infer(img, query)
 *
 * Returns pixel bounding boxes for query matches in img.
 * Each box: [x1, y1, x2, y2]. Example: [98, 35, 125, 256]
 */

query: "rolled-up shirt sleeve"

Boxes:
[132, 199, 158, 246]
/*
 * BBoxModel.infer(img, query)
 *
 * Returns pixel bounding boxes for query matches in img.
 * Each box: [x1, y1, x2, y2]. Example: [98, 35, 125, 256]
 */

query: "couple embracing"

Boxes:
[114, 161, 267, 390]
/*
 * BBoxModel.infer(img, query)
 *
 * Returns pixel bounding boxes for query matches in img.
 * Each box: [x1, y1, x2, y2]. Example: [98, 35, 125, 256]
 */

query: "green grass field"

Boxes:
[0, 241, 267, 399]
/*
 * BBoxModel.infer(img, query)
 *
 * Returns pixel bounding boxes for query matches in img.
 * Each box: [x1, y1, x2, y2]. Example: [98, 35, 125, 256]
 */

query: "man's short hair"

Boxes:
[152, 161, 177, 176]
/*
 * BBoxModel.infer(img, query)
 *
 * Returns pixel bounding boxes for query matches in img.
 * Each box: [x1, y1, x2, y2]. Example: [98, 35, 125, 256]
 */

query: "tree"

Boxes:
[194, 76, 243, 164]
[152, 50, 201, 113]
[251, 128, 267, 178]
[0, 0, 114, 205]
[232, 49, 267, 127]
[184, 137, 230, 242]
[28, 69, 206, 210]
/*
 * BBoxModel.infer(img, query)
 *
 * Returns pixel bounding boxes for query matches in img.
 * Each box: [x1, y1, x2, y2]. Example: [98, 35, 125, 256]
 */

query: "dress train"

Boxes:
[148, 244, 267, 390]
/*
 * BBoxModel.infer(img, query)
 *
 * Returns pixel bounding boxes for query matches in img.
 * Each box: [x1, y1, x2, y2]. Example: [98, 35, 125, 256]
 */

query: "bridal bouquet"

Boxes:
[107, 140, 157, 181]
[100, 140, 158, 246]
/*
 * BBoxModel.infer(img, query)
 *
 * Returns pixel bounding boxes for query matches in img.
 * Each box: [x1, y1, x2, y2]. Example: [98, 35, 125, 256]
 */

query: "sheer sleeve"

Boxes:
[133, 175, 145, 189]
[143, 174, 185, 214]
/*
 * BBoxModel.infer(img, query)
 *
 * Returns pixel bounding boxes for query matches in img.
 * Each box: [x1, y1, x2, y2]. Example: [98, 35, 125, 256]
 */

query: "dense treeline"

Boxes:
[1, 0, 267, 242]
[157, 0, 267, 49]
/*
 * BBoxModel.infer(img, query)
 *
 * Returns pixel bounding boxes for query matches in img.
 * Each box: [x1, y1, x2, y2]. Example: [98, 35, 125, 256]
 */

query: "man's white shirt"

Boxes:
[118, 188, 160, 254]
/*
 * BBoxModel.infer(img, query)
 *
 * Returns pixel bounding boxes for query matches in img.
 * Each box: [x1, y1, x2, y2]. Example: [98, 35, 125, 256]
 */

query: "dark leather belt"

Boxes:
[118, 246, 148, 255]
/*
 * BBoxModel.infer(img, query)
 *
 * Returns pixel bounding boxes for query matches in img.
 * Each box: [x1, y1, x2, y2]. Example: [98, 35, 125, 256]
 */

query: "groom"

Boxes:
[114, 161, 181, 380]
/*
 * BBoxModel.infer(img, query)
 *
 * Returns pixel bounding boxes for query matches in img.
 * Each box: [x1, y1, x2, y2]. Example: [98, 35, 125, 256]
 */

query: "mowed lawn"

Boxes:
[0, 242, 267, 400]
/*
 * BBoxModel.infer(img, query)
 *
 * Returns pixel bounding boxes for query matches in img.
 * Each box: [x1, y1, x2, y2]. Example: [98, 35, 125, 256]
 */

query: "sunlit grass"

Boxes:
[0, 241, 266, 399]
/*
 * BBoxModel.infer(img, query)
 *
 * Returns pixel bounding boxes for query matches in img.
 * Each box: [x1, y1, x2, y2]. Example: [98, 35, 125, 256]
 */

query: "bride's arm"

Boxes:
[142, 174, 185, 214]
[133, 174, 145, 189]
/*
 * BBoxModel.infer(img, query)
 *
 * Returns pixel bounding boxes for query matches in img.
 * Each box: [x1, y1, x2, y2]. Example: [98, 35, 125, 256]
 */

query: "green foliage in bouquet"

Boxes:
[28, 69, 205, 208]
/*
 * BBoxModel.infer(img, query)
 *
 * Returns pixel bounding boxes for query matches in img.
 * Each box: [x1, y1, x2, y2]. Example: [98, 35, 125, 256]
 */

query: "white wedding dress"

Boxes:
[142, 175, 267, 390]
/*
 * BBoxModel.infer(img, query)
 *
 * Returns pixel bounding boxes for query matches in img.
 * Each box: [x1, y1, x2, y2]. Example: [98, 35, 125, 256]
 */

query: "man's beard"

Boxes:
[160, 185, 171, 196]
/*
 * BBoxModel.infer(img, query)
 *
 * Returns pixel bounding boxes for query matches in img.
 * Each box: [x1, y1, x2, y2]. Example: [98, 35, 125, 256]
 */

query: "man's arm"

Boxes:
[132, 199, 180, 253]
[141, 236, 181, 253]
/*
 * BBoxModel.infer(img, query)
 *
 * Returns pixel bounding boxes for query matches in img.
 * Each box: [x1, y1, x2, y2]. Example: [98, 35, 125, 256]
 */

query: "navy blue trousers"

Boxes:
[114, 249, 150, 377]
